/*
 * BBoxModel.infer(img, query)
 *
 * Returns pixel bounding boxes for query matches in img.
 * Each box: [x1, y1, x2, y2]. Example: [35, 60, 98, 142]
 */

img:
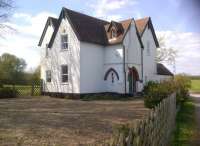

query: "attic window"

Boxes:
[111, 29, 117, 39]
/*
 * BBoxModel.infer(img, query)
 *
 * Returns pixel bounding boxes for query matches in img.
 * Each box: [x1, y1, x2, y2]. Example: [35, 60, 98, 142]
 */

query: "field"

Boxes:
[190, 80, 200, 93]
[3, 84, 40, 96]
[0, 96, 148, 146]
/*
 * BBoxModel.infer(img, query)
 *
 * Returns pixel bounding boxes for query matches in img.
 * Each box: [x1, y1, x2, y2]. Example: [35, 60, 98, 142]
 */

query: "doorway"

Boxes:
[128, 67, 139, 95]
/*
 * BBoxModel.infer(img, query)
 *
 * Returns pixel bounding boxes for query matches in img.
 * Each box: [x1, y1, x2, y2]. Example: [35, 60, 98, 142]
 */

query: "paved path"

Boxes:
[190, 94, 200, 145]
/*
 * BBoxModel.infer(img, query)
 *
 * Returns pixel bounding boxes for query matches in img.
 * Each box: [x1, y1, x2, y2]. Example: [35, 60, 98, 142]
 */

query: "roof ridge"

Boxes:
[62, 7, 109, 24]
[48, 16, 57, 20]
[135, 17, 150, 21]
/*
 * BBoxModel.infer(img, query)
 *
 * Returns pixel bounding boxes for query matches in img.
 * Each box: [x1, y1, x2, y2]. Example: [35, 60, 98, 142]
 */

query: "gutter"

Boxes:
[141, 46, 144, 83]
[123, 44, 126, 94]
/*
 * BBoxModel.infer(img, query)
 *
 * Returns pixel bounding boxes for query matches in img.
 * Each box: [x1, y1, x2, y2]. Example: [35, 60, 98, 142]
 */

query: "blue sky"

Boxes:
[0, 0, 200, 74]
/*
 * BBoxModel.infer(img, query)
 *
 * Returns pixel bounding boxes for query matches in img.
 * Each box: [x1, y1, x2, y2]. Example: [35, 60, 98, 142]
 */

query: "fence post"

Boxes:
[40, 79, 43, 95]
[31, 82, 34, 96]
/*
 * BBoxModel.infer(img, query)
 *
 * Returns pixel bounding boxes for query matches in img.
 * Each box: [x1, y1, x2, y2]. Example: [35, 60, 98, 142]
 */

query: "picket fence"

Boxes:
[82, 93, 176, 146]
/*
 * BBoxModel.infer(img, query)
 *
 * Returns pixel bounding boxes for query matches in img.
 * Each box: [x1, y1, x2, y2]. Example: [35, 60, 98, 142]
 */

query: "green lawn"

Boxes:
[171, 99, 196, 146]
[3, 85, 38, 96]
[190, 80, 200, 93]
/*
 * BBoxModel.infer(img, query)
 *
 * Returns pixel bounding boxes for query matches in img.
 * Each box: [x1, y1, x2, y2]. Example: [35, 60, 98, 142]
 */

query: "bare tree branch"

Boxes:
[0, 0, 15, 37]
[156, 35, 177, 65]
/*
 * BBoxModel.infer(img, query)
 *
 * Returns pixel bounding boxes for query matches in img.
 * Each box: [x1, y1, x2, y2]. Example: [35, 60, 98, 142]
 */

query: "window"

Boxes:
[45, 44, 49, 57]
[111, 72, 114, 83]
[111, 29, 117, 38]
[46, 70, 51, 82]
[147, 41, 150, 56]
[61, 34, 68, 50]
[61, 65, 68, 83]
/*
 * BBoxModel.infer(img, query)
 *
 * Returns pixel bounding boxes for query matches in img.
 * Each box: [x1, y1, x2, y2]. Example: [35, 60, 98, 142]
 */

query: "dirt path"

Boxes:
[0, 96, 148, 146]
[190, 94, 200, 145]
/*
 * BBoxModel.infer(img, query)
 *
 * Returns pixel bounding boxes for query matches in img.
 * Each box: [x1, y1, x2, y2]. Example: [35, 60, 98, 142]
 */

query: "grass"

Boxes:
[0, 96, 148, 146]
[171, 99, 196, 146]
[190, 80, 200, 93]
[3, 84, 40, 96]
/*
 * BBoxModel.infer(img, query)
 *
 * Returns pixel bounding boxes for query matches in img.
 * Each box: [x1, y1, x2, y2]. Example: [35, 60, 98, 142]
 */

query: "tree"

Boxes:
[32, 66, 41, 82]
[0, 0, 14, 36]
[156, 35, 177, 65]
[0, 53, 26, 84]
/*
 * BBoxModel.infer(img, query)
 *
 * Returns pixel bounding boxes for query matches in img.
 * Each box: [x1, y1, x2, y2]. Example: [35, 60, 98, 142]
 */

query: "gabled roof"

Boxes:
[135, 17, 159, 47]
[38, 8, 158, 49]
[157, 63, 173, 76]
[48, 7, 109, 47]
[38, 17, 58, 46]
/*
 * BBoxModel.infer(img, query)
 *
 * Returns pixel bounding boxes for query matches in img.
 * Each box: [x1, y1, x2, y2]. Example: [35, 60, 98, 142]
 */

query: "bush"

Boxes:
[144, 80, 175, 108]
[0, 87, 18, 98]
[144, 74, 191, 108]
[174, 74, 191, 103]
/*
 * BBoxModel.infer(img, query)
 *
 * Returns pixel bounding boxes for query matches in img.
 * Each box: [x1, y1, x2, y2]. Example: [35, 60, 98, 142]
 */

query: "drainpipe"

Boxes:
[123, 44, 126, 94]
[141, 47, 144, 83]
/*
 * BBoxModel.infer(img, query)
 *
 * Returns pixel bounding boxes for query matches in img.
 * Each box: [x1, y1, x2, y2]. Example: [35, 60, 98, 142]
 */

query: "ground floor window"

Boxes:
[46, 70, 51, 82]
[61, 65, 68, 83]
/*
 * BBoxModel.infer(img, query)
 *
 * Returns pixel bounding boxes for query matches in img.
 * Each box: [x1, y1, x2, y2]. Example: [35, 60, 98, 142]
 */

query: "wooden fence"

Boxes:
[84, 93, 176, 146]
[6, 80, 43, 96]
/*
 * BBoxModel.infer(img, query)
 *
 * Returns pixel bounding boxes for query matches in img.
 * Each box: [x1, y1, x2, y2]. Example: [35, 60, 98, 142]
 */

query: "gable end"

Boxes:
[38, 17, 58, 46]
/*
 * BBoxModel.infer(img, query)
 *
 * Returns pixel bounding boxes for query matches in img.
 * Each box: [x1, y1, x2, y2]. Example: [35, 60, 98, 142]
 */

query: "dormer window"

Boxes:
[111, 29, 117, 39]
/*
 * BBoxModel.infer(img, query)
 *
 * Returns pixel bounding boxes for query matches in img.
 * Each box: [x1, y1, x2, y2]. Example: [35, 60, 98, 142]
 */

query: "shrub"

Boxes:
[174, 74, 191, 103]
[144, 80, 175, 108]
[0, 87, 18, 98]
[144, 74, 191, 108]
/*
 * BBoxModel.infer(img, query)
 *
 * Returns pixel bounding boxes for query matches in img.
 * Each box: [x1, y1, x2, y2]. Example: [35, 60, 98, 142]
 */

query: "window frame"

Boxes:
[147, 41, 150, 56]
[45, 43, 49, 57]
[111, 72, 114, 83]
[111, 29, 117, 39]
[46, 70, 51, 82]
[61, 34, 68, 50]
[61, 65, 69, 83]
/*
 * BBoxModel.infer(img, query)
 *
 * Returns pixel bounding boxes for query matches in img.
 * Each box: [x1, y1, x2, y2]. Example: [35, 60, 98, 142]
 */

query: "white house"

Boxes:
[38, 7, 173, 96]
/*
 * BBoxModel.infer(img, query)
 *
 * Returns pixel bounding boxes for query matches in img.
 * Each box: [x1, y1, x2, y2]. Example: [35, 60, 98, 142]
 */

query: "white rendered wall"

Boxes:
[154, 75, 172, 82]
[40, 25, 54, 89]
[104, 45, 124, 93]
[141, 26, 157, 85]
[80, 42, 104, 93]
[123, 21, 143, 92]
[41, 18, 80, 93]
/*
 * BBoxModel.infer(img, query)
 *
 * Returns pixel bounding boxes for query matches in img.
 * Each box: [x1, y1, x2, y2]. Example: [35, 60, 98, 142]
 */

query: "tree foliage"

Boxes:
[0, 53, 26, 84]
[156, 35, 177, 65]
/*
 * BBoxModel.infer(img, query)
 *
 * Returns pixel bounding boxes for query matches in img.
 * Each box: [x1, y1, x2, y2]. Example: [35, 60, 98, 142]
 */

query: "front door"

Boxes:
[128, 67, 138, 95]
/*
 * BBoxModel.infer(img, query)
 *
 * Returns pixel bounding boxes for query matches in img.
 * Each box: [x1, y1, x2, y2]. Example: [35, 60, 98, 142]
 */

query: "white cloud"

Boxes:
[89, 0, 138, 21]
[156, 31, 200, 75]
[0, 12, 57, 71]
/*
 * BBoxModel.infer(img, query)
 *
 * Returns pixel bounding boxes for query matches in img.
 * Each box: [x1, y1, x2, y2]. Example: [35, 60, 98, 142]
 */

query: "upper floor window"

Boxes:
[45, 43, 49, 57]
[46, 70, 51, 82]
[61, 34, 68, 50]
[61, 65, 68, 83]
[147, 41, 150, 56]
[111, 29, 117, 39]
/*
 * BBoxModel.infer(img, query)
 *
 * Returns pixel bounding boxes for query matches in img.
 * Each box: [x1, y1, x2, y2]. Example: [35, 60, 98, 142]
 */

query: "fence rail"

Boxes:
[4, 80, 42, 96]
[84, 93, 176, 146]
